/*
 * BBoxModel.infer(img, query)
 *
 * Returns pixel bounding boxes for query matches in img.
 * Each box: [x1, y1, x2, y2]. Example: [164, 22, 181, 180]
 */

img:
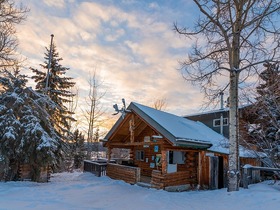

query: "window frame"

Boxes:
[135, 150, 144, 161]
[213, 118, 229, 127]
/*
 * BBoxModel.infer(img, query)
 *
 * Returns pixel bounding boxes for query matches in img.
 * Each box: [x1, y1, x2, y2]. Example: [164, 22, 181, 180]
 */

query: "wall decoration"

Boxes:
[154, 145, 159, 152]
[144, 136, 150, 142]
[155, 154, 161, 167]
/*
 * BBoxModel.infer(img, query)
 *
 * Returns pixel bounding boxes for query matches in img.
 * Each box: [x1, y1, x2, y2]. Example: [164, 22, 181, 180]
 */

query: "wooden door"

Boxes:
[209, 156, 218, 190]
[218, 156, 224, 189]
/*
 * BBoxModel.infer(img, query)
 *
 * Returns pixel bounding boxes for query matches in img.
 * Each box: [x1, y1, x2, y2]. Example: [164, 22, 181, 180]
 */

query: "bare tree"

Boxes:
[153, 98, 167, 111]
[0, 0, 29, 68]
[83, 71, 106, 159]
[174, 1, 280, 191]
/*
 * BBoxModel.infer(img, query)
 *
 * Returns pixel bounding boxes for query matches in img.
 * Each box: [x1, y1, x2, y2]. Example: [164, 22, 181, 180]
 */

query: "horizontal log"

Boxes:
[107, 164, 140, 184]
[151, 170, 198, 189]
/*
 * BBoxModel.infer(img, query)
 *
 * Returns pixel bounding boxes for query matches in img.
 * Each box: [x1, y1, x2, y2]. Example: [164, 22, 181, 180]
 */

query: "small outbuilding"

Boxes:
[103, 102, 260, 190]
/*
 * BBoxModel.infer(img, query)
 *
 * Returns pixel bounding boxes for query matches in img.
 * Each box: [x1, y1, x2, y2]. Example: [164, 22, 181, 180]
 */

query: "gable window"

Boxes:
[213, 118, 228, 127]
[136, 150, 144, 161]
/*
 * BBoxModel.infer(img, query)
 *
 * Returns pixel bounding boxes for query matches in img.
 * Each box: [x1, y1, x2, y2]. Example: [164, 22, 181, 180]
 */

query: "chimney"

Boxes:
[220, 91, 224, 110]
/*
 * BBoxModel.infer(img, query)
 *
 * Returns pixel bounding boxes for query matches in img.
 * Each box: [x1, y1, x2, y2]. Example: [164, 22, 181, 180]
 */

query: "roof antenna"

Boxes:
[113, 98, 131, 118]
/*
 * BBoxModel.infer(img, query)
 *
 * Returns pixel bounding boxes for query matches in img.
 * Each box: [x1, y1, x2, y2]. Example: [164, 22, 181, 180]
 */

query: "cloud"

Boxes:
[149, 2, 159, 9]
[105, 29, 125, 42]
[43, 0, 65, 8]
[17, 0, 205, 129]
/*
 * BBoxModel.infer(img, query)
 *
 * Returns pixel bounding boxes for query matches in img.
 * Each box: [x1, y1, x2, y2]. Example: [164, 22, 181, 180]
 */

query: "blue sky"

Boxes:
[17, 0, 207, 128]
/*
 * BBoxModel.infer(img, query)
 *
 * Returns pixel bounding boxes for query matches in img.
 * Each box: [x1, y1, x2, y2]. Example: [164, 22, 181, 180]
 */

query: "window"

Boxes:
[213, 118, 228, 127]
[168, 151, 185, 164]
[136, 150, 144, 161]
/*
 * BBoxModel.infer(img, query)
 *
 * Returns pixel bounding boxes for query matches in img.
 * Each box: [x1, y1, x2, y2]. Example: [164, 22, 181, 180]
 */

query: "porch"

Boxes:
[84, 159, 198, 191]
[106, 162, 199, 191]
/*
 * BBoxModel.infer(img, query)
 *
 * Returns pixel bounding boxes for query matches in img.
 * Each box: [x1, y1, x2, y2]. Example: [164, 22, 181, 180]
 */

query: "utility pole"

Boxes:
[45, 34, 54, 95]
[220, 91, 224, 135]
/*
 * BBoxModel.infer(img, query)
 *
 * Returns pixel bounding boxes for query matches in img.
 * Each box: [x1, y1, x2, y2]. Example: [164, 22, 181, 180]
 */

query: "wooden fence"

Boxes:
[243, 164, 280, 189]
[83, 160, 107, 177]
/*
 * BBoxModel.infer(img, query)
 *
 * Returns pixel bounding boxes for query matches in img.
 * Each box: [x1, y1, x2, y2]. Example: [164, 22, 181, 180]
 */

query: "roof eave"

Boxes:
[174, 138, 212, 149]
[128, 102, 177, 143]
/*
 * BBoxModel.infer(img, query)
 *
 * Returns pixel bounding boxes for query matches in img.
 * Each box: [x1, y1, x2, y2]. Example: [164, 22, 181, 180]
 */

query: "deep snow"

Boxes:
[0, 171, 279, 210]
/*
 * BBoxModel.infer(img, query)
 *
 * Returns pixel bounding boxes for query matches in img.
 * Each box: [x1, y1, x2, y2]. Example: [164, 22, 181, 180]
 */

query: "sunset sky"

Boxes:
[16, 0, 213, 129]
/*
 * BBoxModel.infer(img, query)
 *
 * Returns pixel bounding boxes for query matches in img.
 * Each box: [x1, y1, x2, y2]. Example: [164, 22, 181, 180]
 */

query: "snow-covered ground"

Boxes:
[0, 171, 279, 210]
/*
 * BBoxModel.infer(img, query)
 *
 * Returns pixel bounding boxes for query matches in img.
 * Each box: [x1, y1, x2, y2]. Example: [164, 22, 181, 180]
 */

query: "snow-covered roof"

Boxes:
[183, 104, 251, 118]
[105, 102, 257, 157]
[131, 102, 221, 147]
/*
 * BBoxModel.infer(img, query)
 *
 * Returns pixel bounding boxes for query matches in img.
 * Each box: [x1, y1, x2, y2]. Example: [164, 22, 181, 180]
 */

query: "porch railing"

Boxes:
[84, 160, 107, 177]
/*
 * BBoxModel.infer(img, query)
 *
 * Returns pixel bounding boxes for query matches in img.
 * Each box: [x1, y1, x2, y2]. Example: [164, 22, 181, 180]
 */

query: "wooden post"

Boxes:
[243, 167, 248, 189]
[136, 167, 141, 183]
[129, 115, 135, 143]
[107, 147, 112, 163]
[198, 152, 203, 188]
[161, 150, 167, 174]
[129, 148, 134, 160]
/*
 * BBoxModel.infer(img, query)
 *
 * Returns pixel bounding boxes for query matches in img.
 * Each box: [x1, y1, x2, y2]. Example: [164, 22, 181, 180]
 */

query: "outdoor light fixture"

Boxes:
[151, 135, 163, 139]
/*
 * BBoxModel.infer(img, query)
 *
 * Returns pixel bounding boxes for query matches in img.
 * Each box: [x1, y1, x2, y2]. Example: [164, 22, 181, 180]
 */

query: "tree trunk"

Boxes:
[228, 70, 240, 192]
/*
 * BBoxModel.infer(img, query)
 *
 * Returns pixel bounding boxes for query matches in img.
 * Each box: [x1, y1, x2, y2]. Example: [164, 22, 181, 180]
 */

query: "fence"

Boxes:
[242, 164, 280, 189]
[84, 160, 107, 177]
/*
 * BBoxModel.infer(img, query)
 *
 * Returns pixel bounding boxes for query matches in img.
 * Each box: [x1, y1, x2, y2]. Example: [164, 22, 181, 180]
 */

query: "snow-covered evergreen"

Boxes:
[247, 62, 280, 168]
[0, 68, 65, 181]
[71, 129, 86, 169]
[31, 42, 76, 138]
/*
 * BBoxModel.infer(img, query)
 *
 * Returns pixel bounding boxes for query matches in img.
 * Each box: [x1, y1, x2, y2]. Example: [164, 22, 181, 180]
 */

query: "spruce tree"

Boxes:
[72, 129, 85, 169]
[248, 62, 280, 168]
[0, 68, 65, 181]
[31, 41, 76, 138]
[0, 107, 21, 180]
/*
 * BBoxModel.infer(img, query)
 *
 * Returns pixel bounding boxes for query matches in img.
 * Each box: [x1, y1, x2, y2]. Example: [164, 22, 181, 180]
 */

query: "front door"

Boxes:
[167, 151, 177, 173]
[218, 156, 224, 189]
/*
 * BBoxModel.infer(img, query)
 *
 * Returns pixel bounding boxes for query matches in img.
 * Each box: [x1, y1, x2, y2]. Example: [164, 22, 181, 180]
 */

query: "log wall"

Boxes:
[132, 126, 164, 176]
[19, 164, 31, 180]
[151, 170, 197, 189]
[151, 170, 164, 189]
[134, 144, 162, 177]
[18, 164, 50, 182]
[106, 163, 140, 184]
[151, 151, 199, 190]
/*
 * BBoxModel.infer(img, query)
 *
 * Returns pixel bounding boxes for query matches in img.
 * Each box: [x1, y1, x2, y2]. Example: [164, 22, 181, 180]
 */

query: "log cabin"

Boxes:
[103, 102, 260, 191]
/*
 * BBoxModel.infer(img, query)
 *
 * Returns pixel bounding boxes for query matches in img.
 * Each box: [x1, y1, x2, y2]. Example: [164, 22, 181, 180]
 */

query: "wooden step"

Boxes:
[136, 182, 151, 188]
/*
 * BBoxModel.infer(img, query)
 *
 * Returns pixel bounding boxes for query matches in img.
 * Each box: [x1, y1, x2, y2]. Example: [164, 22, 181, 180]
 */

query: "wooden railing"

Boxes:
[84, 160, 107, 177]
[106, 163, 140, 184]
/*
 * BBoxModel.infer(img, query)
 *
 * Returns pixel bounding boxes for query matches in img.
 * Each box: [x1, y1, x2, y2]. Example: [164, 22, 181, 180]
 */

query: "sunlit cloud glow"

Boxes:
[17, 0, 204, 131]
